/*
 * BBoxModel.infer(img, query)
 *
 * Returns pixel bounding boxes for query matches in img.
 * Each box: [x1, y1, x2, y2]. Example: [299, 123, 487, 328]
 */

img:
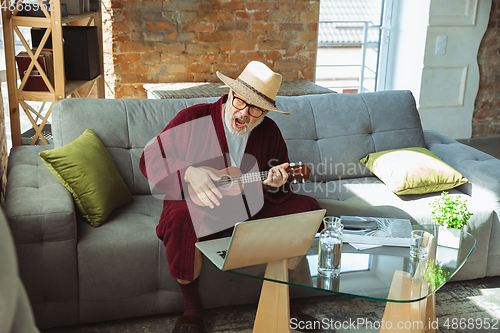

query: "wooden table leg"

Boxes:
[380, 271, 436, 333]
[253, 259, 292, 333]
[425, 293, 436, 333]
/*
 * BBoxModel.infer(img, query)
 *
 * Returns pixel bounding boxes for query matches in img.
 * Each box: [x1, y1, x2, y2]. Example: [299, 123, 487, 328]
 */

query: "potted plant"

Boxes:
[430, 192, 473, 248]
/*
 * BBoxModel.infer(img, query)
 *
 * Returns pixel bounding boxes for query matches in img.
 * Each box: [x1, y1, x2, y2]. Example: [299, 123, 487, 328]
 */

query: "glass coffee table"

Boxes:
[226, 225, 475, 333]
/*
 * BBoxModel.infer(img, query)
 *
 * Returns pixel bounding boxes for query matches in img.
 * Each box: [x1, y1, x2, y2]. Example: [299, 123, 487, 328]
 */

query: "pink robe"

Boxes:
[139, 95, 321, 281]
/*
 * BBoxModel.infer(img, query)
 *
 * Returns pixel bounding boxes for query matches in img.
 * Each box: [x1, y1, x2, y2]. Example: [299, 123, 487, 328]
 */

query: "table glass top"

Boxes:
[228, 225, 475, 303]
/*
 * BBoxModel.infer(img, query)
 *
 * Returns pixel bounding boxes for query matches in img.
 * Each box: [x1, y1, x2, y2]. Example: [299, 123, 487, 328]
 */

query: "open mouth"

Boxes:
[234, 117, 247, 129]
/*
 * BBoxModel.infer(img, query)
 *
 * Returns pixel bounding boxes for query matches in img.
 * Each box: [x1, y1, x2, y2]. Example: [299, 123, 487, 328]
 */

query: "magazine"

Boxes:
[340, 216, 412, 247]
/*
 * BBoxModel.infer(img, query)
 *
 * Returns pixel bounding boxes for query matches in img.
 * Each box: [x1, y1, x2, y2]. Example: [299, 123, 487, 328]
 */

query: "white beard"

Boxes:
[223, 102, 264, 136]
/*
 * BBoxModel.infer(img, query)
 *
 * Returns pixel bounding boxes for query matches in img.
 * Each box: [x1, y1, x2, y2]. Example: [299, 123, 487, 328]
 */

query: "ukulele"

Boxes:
[187, 162, 311, 206]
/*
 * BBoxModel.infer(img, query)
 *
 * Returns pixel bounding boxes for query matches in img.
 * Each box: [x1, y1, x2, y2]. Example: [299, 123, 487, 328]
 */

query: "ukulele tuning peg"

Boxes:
[302, 178, 306, 183]
[292, 178, 298, 184]
[290, 162, 296, 167]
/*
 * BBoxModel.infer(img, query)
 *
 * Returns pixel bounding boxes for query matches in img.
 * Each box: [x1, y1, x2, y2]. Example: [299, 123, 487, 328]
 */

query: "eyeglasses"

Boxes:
[232, 94, 267, 118]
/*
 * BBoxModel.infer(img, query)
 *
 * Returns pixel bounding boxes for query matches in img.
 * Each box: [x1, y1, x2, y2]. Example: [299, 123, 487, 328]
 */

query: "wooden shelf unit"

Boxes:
[1, 1, 105, 146]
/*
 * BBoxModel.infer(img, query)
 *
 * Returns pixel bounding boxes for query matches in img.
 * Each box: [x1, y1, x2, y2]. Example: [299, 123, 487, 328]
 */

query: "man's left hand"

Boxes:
[262, 162, 289, 188]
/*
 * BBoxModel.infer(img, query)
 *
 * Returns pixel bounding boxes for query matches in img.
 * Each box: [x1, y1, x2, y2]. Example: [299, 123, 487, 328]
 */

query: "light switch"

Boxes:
[436, 36, 447, 55]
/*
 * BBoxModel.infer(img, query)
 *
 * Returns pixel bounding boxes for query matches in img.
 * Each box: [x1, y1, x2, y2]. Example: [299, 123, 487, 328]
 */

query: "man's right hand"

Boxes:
[184, 166, 223, 209]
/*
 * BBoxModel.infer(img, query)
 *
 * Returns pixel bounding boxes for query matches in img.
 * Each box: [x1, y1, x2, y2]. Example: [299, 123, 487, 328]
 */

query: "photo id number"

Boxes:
[2, 1, 55, 12]
[443, 317, 498, 330]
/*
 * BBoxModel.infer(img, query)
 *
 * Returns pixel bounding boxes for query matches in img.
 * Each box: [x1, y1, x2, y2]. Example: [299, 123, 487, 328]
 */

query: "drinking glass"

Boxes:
[410, 230, 429, 259]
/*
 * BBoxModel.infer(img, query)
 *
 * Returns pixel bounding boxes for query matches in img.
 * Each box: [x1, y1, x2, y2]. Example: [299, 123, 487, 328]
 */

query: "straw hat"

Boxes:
[217, 61, 290, 115]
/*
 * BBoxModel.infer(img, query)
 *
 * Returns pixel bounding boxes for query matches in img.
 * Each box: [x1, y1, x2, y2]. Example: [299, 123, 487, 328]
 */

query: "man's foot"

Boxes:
[171, 315, 204, 333]
[290, 304, 322, 333]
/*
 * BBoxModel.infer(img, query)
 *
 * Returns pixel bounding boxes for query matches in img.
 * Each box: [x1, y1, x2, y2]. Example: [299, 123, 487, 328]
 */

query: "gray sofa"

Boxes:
[4, 90, 500, 329]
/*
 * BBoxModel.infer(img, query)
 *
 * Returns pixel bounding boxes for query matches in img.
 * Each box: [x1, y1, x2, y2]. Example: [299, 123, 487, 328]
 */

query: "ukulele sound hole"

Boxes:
[218, 175, 233, 190]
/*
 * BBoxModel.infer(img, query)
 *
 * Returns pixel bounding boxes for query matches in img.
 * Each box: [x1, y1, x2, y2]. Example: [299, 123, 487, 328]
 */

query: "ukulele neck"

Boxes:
[238, 171, 269, 184]
[235, 163, 308, 185]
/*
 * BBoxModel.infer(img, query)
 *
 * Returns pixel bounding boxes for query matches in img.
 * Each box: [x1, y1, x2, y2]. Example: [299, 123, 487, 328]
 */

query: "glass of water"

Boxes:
[410, 230, 429, 259]
[318, 216, 343, 276]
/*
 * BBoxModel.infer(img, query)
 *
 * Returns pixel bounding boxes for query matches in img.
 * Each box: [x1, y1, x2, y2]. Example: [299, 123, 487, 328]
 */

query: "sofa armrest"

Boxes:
[424, 130, 500, 202]
[4, 146, 79, 328]
[0, 207, 40, 333]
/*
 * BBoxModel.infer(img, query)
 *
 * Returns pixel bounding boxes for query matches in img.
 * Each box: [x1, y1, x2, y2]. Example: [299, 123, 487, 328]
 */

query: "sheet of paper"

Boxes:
[349, 243, 383, 251]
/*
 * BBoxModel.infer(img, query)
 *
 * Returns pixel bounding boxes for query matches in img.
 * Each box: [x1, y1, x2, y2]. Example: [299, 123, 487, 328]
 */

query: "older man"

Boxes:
[140, 61, 321, 333]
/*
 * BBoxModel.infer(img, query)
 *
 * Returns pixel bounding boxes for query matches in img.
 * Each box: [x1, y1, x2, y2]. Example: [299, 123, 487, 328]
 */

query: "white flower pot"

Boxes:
[437, 226, 462, 249]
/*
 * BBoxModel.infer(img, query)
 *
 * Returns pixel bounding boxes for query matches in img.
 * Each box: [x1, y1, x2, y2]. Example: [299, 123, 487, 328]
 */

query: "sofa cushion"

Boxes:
[39, 129, 132, 227]
[360, 147, 468, 195]
[76, 194, 167, 322]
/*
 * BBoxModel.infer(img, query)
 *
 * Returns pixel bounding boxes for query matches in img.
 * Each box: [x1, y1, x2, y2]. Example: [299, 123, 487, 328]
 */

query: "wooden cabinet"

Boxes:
[1, 0, 104, 146]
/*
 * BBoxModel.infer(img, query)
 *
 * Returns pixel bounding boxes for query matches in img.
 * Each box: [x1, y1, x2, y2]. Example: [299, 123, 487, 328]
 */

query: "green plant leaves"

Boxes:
[430, 192, 473, 229]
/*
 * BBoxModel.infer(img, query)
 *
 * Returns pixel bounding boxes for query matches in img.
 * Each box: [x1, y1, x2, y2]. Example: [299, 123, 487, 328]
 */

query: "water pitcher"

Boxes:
[318, 216, 343, 276]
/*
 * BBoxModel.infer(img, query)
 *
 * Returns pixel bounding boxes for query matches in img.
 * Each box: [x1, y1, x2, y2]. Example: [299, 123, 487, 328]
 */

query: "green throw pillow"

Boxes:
[360, 147, 468, 195]
[39, 129, 132, 227]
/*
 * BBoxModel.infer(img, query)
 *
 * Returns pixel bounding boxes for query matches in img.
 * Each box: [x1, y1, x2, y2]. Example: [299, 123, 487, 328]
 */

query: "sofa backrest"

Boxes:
[269, 90, 426, 182]
[51, 90, 424, 195]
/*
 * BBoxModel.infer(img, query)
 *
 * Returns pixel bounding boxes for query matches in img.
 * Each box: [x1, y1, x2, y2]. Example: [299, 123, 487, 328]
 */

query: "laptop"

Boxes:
[195, 209, 326, 271]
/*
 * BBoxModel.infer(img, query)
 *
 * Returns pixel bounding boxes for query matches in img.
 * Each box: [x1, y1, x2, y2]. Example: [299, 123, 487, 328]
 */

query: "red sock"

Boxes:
[178, 278, 203, 318]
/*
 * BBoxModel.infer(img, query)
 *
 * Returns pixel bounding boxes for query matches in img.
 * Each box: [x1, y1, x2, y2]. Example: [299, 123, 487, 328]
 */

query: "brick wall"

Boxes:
[0, 86, 7, 206]
[102, 0, 320, 99]
[472, 0, 500, 138]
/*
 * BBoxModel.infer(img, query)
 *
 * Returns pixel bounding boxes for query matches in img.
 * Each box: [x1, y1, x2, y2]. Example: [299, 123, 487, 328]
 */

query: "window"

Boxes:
[315, 0, 387, 94]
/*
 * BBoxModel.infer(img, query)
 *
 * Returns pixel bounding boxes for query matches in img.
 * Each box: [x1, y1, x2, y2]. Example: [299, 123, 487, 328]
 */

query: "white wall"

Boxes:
[419, 0, 491, 139]
[384, 0, 491, 140]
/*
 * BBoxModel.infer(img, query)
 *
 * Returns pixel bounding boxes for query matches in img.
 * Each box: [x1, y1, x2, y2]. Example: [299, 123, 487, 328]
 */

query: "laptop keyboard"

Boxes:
[217, 250, 227, 259]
